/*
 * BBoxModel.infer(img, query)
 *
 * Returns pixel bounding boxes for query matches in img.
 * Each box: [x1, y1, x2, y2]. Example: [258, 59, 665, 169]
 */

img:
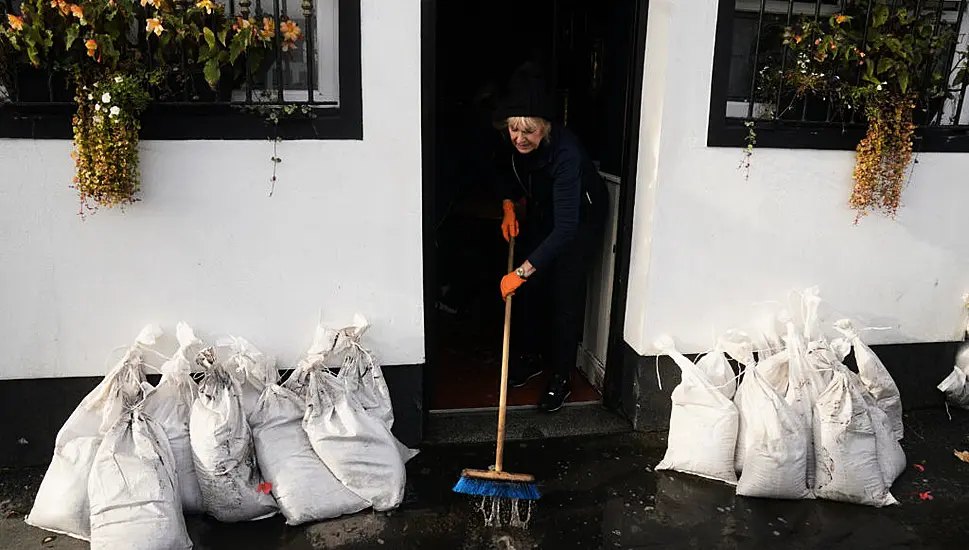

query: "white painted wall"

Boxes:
[625, 0, 969, 356]
[0, 0, 424, 379]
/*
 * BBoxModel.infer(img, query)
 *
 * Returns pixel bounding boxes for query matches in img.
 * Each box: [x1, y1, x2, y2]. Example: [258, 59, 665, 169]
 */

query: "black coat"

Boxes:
[495, 125, 608, 271]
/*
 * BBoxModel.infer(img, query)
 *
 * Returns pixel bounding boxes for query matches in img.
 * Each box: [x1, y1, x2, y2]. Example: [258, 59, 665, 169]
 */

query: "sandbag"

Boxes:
[937, 343, 969, 409]
[734, 349, 789, 474]
[655, 337, 739, 484]
[834, 319, 904, 441]
[735, 368, 813, 500]
[303, 316, 418, 463]
[784, 322, 827, 490]
[219, 335, 277, 419]
[26, 326, 160, 540]
[190, 348, 277, 522]
[89, 405, 193, 550]
[143, 322, 203, 514]
[297, 366, 407, 511]
[249, 379, 369, 525]
[813, 369, 898, 507]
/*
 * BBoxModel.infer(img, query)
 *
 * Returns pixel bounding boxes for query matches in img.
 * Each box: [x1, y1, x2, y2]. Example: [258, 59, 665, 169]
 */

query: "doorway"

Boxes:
[423, 0, 644, 414]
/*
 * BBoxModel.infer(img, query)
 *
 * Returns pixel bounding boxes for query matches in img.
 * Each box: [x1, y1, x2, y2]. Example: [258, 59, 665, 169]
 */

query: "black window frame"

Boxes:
[0, 0, 362, 140]
[708, 0, 969, 152]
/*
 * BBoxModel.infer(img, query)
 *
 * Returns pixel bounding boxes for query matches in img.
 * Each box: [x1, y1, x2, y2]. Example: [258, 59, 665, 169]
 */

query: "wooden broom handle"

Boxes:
[494, 237, 515, 473]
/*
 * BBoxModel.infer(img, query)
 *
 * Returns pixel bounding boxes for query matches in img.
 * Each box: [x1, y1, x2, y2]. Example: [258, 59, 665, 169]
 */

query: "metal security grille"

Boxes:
[0, 0, 335, 107]
[727, 0, 969, 128]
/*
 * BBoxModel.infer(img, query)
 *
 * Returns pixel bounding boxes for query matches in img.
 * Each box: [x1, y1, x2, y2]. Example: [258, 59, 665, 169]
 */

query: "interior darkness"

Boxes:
[429, 0, 635, 410]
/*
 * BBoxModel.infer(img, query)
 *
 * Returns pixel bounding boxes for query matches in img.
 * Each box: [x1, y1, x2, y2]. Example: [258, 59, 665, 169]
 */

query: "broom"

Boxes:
[452, 236, 541, 501]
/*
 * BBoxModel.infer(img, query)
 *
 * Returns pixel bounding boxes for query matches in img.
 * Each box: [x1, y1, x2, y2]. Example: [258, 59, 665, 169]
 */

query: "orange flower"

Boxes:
[6, 14, 24, 31]
[835, 14, 848, 24]
[235, 16, 251, 29]
[70, 4, 84, 19]
[85, 39, 98, 58]
[794, 34, 803, 44]
[814, 38, 821, 45]
[196, 0, 216, 14]
[261, 16, 275, 39]
[280, 20, 301, 42]
[146, 17, 164, 36]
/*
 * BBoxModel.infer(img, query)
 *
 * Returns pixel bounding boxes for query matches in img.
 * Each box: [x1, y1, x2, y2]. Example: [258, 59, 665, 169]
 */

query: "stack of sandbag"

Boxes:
[284, 315, 411, 511]
[26, 326, 193, 548]
[937, 343, 969, 409]
[659, 287, 907, 508]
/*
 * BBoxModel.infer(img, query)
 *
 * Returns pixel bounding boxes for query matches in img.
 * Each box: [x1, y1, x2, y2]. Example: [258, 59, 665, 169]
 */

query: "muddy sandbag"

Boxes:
[734, 349, 789, 474]
[834, 319, 903, 441]
[813, 369, 898, 507]
[89, 403, 193, 550]
[190, 348, 277, 522]
[937, 343, 969, 410]
[143, 322, 203, 514]
[249, 381, 369, 525]
[25, 326, 160, 540]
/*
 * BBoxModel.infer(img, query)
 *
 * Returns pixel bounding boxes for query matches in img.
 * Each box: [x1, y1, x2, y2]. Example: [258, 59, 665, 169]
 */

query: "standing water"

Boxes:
[477, 496, 534, 528]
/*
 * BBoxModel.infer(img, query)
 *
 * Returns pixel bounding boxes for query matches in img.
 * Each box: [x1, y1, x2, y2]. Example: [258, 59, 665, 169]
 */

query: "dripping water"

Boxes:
[477, 497, 535, 528]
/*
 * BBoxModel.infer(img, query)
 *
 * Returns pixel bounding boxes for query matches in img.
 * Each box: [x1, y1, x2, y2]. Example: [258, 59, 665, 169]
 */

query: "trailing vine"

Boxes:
[243, 100, 315, 196]
[738, 120, 757, 180]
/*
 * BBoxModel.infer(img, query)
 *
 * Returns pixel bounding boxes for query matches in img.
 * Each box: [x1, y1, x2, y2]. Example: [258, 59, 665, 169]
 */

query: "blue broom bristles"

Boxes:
[452, 475, 541, 500]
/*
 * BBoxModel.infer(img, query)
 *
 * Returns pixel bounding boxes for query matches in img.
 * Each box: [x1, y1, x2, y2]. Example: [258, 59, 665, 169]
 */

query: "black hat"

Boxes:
[493, 61, 555, 122]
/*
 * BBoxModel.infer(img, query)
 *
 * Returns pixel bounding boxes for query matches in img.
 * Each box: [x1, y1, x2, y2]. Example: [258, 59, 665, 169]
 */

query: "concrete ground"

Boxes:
[3, 407, 969, 550]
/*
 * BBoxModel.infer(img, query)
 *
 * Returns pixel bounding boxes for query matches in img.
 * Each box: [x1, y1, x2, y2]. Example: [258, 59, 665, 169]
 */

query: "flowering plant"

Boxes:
[1, 0, 303, 212]
[760, 0, 967, 220]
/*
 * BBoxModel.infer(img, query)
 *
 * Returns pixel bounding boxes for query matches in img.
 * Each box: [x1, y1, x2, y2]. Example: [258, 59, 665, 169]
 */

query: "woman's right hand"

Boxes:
[501, 200, 519, 242]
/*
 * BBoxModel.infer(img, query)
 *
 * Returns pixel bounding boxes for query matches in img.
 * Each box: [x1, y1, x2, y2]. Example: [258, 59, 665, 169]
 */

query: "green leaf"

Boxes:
[203, 27, 216, 50]
[229, 32, 247, 64]
[218, 27, 228, 47]
[876, 58, 894, 75]
[203, 58, 221, 89]
[898, 68, 909, 94]
[872, 5, 889, 28]
[863, 59, 880, 85]
[65, 25, 79, 51]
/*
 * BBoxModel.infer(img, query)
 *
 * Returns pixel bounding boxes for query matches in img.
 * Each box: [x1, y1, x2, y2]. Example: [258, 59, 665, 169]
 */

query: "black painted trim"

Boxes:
[706, 0, 969, 152]
[0, 0, 363, 141]
[0, 363, 424, 467]
[604, 0, 649, 415]
[419, 0, 436, 443]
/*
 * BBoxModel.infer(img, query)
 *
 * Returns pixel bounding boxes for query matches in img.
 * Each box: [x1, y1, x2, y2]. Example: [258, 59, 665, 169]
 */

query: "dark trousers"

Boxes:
[511, 220, 602, 380]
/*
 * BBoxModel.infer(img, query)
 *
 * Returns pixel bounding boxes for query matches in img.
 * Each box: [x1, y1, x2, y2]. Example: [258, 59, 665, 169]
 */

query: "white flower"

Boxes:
[87, 94, 93, 100]
[115, 76, 123, 83]
[109, 106, 120, 117]
[876, 84, 883, 91]
[101, 92, 111, 103]
[95, 104, 101, 111]
[92, 115, 102, 123]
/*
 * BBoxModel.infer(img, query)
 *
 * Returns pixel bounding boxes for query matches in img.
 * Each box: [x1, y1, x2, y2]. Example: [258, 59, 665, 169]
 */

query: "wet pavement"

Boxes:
[3, 408, 969, 549]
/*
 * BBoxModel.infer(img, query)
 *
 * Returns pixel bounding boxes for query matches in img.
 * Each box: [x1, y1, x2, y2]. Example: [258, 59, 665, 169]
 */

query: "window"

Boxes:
[0, 0, 361, 139]
[708, 0, 969, 151]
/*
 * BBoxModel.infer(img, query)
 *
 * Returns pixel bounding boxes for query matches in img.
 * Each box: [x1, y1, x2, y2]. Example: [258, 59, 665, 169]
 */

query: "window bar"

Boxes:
[951, 1, 969, 124]
[303, 0, 316, 103]
[176, 0, 190, 101]
[934, 0, 967, 124]
[919, 0, 949, 125]
[775, 1, 797, 120]
[825, 0, 849, 122]
[747, 0, 768, 121]
[273, 0, 285, 103]
[849, 0, 876, 123]
[801, 0, 825, 121]
[230, 0, 235, 19]
[240, 0, 253, 102]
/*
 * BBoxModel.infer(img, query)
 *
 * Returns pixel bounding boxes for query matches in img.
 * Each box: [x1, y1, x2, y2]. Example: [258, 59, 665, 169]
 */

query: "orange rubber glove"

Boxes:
[501, 272, 526, 300]
[501, 201, 519, 243]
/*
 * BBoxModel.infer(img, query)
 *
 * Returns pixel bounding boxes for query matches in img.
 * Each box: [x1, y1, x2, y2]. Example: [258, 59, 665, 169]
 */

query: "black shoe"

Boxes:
[538, 375, 571, 413]
[508, 354, 543, 388]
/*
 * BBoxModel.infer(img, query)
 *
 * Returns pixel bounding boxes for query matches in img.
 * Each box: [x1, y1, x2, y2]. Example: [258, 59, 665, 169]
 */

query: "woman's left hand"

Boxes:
[500, 272, 526, 300]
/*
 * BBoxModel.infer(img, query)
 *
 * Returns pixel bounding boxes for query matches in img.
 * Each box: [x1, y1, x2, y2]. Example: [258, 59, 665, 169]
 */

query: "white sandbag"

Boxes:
[813, 369, 898, 507]
[784, 322, 827, 490]
[26, 326, 161, 540]
[143, 322, 203, 514]
[304, 315, 419, 462]
[735, 368, 813, 500]
[695, 350, 737, 401]
[219, 335, 277, 419]
[834, 319, 904, 441]
[190, 348, 277, 522]
[937, 343, 969, 409]
[655, 337, 739, 484]
[89, 404, 193, 550]
[249, 379, 369, 525]
[297, 365, 407, 511]
[733, 349, 789, 474]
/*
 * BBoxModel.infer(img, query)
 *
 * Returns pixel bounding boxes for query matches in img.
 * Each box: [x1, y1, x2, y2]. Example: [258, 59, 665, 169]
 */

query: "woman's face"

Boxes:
[508, 121, 545, 154]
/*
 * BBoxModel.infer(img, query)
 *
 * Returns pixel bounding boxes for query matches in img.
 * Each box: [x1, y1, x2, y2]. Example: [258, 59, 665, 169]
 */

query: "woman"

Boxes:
[493, 63, 608, 413]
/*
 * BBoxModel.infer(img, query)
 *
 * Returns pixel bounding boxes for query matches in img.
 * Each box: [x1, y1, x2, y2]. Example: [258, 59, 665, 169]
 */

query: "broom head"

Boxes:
[453, 468, 541, 500]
